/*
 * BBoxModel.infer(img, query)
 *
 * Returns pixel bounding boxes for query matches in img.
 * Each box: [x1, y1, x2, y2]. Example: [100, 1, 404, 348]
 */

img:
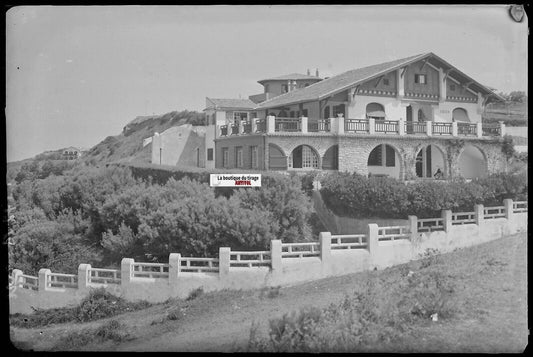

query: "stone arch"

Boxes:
[322, 145, 339, 170]
[452, 107, 470, 122]
[366, 102, 385, 119]
[289, 144, 320, 170]
[367, 143, 403, 179]
[414, 144, 447, 178]
[457, 144, 488, 178]
[268, 143, 287, 170]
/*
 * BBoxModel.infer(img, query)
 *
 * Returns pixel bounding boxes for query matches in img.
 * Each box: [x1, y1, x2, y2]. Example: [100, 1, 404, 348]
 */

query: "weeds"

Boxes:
[10, 288, 151, 328]
[248, 260, 458, 352]
[186, 287, 204, 301]
[259, 286, 281, 299]
[53, 319, 130, 350]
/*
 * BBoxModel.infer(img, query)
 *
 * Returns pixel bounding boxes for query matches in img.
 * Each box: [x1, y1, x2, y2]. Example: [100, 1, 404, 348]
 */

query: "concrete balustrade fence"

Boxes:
[9, 199, 528, 314]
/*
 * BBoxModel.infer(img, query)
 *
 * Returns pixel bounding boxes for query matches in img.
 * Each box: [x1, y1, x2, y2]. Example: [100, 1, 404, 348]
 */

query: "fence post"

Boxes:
[267, 115, 276, 133]
[474, 204, 485, 226]
[300, 116, 308, 133]
[11, 269, 23, 288]
[319, 232, 332, 272]
[78, 264, 91, 291]
[442, 210, 452, 232]
[476, 122, 483, 138]
[270, 240, 282, 273]
[38, 268, 51, 291]
[398, 119, 405, 135]
[368, 118, 375, 135]
[168, 253, 181, 284]
[407, 215, 418, 241]
[219, 247, 231, 279]
[503, 199, 514, 220]
[426, 121, 433, 136]
[451, 121, 458, 136]
[499, 121, 506, 137]
[367, 224, 379, 256]
[121, 258, 134, 285]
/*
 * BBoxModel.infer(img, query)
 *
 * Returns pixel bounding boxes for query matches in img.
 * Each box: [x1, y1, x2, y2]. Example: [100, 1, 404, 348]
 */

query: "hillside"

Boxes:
[10, 232, 527, 352]
[80, 110, 205, 165]
[483, 100, 528, 126]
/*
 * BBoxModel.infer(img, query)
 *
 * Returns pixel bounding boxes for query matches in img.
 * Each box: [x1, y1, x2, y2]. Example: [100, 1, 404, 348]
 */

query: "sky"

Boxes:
[6, 5, 528, 162]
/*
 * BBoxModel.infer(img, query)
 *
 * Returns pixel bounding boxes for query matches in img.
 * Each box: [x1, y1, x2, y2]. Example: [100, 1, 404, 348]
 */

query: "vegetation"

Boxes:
[320, 171, 528, 219]
[10, 288, 151, 328]
[53, 320, 130, 350]
[9, 164, 314, 275]
[248, 250, 457, 352]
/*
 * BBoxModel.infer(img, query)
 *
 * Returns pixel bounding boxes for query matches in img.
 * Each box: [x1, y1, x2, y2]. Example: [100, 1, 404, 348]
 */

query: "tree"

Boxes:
[508, 91, 526, 103]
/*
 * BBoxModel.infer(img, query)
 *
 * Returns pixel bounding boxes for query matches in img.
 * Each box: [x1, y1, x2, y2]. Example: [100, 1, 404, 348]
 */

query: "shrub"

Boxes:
[53, 320, 129, 350]
[186, 287, 204, 301]
[10, 288, 151, 328]
[320, 171, 528, 219]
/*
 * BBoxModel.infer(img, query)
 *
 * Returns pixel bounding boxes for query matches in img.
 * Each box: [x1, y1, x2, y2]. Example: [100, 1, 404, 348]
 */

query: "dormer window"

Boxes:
[415, 74, 427, 84]
[383, 78, 390, 86]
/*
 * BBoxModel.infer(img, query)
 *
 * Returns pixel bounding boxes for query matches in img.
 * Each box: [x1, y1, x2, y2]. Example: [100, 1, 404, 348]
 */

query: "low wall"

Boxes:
[9, 200, 528, 315]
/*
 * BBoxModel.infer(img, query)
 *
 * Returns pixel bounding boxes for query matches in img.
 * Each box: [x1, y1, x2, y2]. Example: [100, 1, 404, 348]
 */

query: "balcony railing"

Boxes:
[308, 119, 330, 132]
[375, 120, 398, 134]
[432, 122, 453, 135]
[275, 117, 301, 132]
[217, 116, 504, 139]
[482, 123, 501, 136]
[345, 119, 369, 133]
[457, 122, 477, 136]
[405, 121, 426, 134]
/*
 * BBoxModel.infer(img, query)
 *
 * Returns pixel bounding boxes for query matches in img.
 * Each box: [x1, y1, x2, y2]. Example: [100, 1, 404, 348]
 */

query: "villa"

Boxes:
[156, 52, 509, 180]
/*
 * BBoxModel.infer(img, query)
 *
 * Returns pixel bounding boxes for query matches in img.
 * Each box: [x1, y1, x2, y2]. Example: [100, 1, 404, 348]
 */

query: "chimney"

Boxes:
[307, 69, 310, 76]
[315, 68, 319, 77]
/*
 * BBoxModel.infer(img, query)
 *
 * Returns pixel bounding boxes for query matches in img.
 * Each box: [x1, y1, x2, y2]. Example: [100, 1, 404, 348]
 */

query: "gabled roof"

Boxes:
[258, 73, 322, 84]
[205, 97, 256, 111]
[255, 53, 505, 110]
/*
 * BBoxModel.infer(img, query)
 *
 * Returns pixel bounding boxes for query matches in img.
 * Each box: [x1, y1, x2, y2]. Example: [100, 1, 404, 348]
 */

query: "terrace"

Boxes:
[218, 115, 505, 139]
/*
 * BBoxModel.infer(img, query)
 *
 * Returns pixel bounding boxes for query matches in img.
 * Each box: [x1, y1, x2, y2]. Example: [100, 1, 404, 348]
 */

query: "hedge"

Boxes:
[320, 172, 528, 219]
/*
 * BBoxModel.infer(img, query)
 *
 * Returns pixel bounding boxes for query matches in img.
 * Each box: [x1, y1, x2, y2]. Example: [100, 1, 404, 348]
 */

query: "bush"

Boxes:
[53, 320, 129, 350]
[10, 288, 151, 328]
[320, 171, 528, 219]
[186, 287, 204, 301]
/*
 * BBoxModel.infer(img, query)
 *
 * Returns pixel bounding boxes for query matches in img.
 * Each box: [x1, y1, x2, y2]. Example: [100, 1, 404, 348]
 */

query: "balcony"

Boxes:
[217, 116, 504, 139]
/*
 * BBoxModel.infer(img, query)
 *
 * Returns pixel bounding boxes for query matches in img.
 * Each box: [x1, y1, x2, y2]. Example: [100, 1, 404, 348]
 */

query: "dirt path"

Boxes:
[11, 233, 528, 352]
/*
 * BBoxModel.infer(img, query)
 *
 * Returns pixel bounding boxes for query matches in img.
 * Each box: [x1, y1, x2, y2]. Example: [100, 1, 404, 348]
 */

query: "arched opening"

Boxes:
[457, 145, 487, 179]
[322, 145, 339, 170]
[415, 145, 446, 179]
[268, 144, 287, 170]
[417, 109, 427, 122]
[366, 103, 385, 120]
[452, 108, 469, 122]
[367, 144, 400, 179]
[289, 145, 319, 170]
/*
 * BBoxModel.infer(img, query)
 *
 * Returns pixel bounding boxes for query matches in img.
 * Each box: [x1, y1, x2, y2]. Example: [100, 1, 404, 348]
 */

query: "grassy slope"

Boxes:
[10, 232, 527, 352]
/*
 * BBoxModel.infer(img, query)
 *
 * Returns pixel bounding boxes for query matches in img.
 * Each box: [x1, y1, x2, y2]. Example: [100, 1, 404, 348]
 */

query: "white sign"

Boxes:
[210, 174, 261, 187]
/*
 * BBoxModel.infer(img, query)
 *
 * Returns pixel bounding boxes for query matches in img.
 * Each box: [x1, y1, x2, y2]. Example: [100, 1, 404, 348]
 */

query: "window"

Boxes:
[368, 144, 395, 167]
[289, 145, 319, 169]
[368, 145, 383, 166]
[383, 78, 390, 86]
[250, 146, 258, 169]
[333, 104, 345, 118]
[449, 84, 456, 91]
[324, 106, 330, 119]
[290, 111, 295, 118]
[207, 148, 213, 161]
[385, 145, 395, 167]
[415, 74, 427, 84]
[302, 109, 308, 117]
[235, 147, 243, 168]
[282, 84, 288, 93]
[222, 148, 229, 168]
